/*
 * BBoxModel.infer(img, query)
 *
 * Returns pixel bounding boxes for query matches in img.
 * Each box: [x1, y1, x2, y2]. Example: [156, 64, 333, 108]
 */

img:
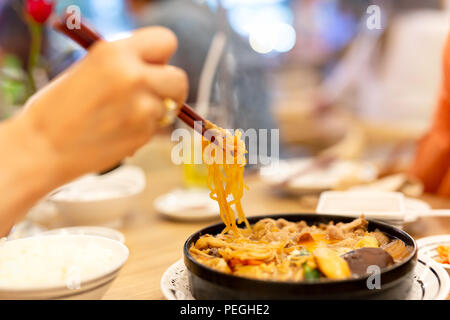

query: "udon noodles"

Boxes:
[191, 125, 412, 281]
[202, 121, 250, 234]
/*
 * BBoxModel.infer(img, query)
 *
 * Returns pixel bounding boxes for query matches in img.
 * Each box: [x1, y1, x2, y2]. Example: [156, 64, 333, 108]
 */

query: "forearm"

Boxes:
[0, 115, 68, 236]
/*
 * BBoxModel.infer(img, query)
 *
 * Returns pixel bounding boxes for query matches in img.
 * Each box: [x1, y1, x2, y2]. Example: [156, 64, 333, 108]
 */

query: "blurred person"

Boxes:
[313, 1, 448, 159]
[410, 34, 450, 197]
[312, 0, 450, 196]
[0, 27, 188, 237]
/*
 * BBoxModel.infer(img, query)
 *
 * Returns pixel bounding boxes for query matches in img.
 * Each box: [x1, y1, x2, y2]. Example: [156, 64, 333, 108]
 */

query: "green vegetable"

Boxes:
[297, 248, 310, 256]
[303, 263, 320, 280]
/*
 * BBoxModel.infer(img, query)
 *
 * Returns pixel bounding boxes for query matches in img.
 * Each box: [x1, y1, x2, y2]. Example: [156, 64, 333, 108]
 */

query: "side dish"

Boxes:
[435, 245, 450, 265]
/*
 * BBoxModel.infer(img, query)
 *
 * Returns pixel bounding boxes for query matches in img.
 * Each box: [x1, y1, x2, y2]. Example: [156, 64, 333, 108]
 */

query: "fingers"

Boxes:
[130, 90, 165, 125]
[122, 27, 178, 64]
[141, 64, 189, 105]
[111, 26, 188, 105]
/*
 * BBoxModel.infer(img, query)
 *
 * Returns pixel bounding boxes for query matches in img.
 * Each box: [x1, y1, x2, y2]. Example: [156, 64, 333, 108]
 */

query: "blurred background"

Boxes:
[1, 0, 449, 171]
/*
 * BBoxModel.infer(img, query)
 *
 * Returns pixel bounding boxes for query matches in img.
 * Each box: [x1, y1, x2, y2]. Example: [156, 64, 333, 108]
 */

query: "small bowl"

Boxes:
[41, 226, 125, 243]
[48, 166, 146, 226]
[0, 235, 129, 299]
[417, 235, 450, 276]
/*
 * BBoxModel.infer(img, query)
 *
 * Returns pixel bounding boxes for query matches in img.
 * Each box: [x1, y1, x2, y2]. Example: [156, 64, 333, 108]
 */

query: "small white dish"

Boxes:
[48, 166, 146, 226]
[160, 257, 450, 300]
[316, 191, 405, 223]
[154, 188, 219, 221]
[417, 235, 450, 276]
[0, 235, 129, 299]
[41, 226, 125, 243]
[260, 158, 378, 195]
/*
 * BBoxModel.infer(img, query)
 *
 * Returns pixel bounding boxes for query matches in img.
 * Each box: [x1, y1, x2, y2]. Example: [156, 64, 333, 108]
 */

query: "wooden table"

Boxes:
[102, 163, 450, 299]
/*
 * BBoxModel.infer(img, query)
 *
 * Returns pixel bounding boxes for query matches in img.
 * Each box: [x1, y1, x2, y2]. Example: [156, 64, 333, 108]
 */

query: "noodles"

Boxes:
[202, 122, 250, 234]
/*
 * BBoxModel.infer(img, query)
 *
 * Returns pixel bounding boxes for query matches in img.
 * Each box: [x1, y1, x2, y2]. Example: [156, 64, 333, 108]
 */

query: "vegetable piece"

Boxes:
[382, 239, 411, 262]
[355, 236, 379, 249]
[246, 259, 264, 266]
[303, 263, 320, 280]
[435, 246, 450, 264]
[313, 247, 351, 280]
[228, 258, 242, 267]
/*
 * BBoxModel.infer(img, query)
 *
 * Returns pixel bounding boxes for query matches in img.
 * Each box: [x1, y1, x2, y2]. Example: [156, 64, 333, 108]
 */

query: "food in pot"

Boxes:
[190, 216, 412, 281]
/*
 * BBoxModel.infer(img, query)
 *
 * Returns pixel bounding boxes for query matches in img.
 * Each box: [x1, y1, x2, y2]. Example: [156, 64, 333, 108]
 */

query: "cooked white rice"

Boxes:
[0, 235, 126, 289]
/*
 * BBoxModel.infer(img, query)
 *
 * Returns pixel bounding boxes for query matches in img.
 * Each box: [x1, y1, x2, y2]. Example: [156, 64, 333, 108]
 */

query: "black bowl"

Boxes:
[184, 213, 417, 300]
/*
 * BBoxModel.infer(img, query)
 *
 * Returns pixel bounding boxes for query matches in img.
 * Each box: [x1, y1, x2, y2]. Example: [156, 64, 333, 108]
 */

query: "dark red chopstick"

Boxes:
[52, 15, 212, 141]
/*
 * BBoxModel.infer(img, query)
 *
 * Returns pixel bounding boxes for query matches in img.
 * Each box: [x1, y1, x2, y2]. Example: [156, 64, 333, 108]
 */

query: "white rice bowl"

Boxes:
[0, 235, 128, 296]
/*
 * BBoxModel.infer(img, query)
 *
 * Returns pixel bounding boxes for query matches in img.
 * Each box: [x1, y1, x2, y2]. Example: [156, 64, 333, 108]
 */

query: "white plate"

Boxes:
[260, 158, 378, 195]
[408, 256, 450, 300]
[160, 259, 194, 300]
[154, 189, 219, 222]
[161, 257, 449, 300]
[417, 235, 450, 275]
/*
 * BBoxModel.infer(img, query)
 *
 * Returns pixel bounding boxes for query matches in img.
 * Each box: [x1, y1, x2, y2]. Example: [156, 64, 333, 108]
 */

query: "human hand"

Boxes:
[22, 27, 188, 179]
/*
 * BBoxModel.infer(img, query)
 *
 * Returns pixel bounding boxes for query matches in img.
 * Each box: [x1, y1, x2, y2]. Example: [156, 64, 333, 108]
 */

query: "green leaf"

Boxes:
[303, 263, 321, 280]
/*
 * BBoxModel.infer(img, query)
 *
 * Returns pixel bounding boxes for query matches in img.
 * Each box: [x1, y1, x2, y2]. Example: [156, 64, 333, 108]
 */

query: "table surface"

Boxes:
[101, 163, 450, 300]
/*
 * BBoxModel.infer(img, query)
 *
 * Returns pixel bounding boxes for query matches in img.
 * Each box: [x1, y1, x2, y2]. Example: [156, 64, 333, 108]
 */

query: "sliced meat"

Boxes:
[194, 235, 228, 250]
[261, 230, 291, 242]
[340, 217, 368, 233]
[294, 231, 313, 243]
[275, 218, 290, 228]
[296, 221, 307, 231]
[327, 225, 345, 240]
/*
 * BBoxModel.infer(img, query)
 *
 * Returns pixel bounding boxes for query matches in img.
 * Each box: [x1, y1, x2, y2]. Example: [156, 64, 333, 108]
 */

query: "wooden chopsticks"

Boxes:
[53, 15, 212, 142]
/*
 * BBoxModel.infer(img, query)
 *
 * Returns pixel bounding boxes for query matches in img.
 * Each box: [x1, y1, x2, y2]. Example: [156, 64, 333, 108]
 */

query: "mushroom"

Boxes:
[342, 247, 394, 276]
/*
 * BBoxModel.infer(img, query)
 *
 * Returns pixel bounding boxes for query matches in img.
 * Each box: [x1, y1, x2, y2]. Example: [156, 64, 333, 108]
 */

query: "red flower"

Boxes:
[25, 0, 54, 24]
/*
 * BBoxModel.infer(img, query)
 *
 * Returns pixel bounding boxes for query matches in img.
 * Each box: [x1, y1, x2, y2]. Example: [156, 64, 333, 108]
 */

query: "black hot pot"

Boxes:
[184, 214, 417, 300]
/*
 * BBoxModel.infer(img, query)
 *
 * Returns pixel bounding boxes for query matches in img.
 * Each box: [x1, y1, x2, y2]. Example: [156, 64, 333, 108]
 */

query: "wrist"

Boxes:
[0, 115, 67, 203]
[0, 115, 65, 235]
